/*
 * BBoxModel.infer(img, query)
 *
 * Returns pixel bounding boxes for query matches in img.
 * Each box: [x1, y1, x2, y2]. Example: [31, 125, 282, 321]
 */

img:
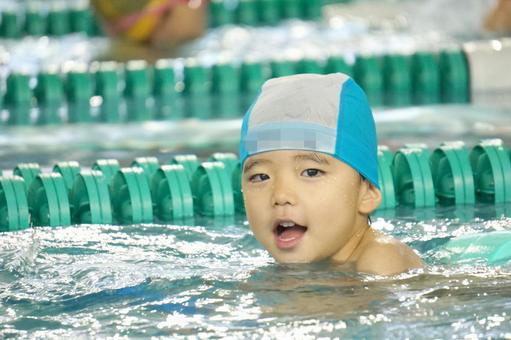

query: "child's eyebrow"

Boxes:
[294, 153, 330, 165]
[243, 159, 270, 173]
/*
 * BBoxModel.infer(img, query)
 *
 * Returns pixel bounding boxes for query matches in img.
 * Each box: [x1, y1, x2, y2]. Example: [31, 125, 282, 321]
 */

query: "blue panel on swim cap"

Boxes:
[335, 78, 379, 189]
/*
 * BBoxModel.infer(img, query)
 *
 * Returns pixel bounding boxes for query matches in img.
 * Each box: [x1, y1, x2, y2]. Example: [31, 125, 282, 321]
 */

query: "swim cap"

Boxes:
[239, 73, 379, 189]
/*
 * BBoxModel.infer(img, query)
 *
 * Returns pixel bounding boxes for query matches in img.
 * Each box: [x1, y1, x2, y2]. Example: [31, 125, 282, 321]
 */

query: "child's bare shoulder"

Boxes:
[355, 231, 423, 275]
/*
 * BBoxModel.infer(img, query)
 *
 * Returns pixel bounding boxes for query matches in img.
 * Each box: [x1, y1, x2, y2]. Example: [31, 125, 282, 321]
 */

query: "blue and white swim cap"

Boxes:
[240, 73, 379, 189]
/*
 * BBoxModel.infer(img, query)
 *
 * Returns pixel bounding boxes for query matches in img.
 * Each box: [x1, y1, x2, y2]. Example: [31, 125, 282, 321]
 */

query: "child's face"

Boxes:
[242, 150, 373, 263]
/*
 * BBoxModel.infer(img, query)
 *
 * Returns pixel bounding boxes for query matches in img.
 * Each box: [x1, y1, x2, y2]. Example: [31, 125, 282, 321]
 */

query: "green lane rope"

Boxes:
[2, 139, 510, 231]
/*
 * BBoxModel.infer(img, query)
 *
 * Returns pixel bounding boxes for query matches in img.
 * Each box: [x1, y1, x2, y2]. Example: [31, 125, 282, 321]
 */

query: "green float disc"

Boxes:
[447, 142, 476, 205]
[92, 159, 121, 184]
[132, 157, 160, 183]
[212, 64, 239, 94]
[65, 67, 93, 123]
[93, 61, 120, 99]
[240, 61, 266, 95]
[70, 170, 112, 224]
[53, 161, 81, 192]
[353, 55, 383, 107]
[258, 0, 281, 25]
[34, 69, 64, 124]
[153, 59, 179, 119]
[324, 56, 352, 75]
[183, 62, 210, 94]
[430, 142, 475, 205]
[431, 146, 462, 205]
[53, 172, 72, 226]
[383, 54, 412, 107]
[71, 173, 102, 224]
[28, 173, 71, 227]
[407, 146, 436, 207]
[6, 104, 31, 126]
[0, 176, 30, 232]
[212, 63, 240, 118]
[191, 162, 234, 216]
[240, 60, 266, 110]
[211, 162, 235, 216]
[191, 163, 222, 216]
[47, 8, 70, 36]
[232, 162, 245, 214]
[208, 152, 238, 175]
[1, 11, 21, 38]
[411, 51, 440, 105]
[69, 7, 94, 35]
[281, 0, 302, 18]
[470, 139, 511, 203]
[152, 166, 183, 221]
[439, 49, 470, 104]
[65, 67, 93, 102]
[124, 60, 151, 99]
[215, 91, 239, 118]
[111, 167, 153, 224]
[170, 155, 200, 181]
[295, 58, 323, 74]
[416, 147, 436, 207]
[93, 61, 121, 122]
[301, 0, 323, 20]
[378, 145, 393, 166]
[377, 147, 396, 209]
[392, 148, 435, 207]
[404, 143, 430, 159]
[151, 164, 194, 221]
[236, 0, 258, 25]
[25, 10, 46, 36]
[183, 61, 212, 119]
[11, 175, 30, 230]
[13, 163, 41, 191]
[5, 72, 32, 125]
[393, 150, 423, 207]
[209, 0, 235, 27]
[270, 60, 295, 78]
[124, 60, 152, 121]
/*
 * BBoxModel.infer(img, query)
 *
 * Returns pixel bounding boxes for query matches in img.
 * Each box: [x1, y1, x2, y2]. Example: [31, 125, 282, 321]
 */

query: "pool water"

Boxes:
[1, 205, 511, 338]
[1, 1, 511, 337]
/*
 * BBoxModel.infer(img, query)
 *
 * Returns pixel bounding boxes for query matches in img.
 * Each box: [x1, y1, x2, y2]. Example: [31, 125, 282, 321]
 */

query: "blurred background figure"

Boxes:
[90, 0, 208, 48]
[485, 0, 511, 33]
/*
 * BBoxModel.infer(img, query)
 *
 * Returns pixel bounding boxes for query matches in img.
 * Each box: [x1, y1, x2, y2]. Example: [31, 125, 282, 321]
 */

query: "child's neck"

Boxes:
[330, 221, 371, 264]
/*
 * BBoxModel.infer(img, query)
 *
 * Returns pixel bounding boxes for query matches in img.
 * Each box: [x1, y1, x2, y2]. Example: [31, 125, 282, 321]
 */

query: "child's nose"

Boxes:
[271, 176, 297, 206]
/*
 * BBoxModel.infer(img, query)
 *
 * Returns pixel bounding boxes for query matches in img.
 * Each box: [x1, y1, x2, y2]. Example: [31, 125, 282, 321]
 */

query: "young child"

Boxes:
[239, 73, 423, 275]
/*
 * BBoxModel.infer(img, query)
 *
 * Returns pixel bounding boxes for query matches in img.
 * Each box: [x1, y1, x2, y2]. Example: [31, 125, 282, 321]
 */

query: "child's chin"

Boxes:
[272, 252, 315, 264]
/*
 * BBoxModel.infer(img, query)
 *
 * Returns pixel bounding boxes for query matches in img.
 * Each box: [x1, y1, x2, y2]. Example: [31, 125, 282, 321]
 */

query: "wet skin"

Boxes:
[242, 150, 423, 275]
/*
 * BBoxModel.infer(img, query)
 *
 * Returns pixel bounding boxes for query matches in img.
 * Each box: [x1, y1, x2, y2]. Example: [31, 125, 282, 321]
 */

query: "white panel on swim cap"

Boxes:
[247, 73, 350, 131]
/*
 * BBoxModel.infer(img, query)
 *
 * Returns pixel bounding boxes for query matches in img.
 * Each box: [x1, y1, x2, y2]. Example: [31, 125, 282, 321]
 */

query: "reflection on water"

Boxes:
[1, 205, 510, 338]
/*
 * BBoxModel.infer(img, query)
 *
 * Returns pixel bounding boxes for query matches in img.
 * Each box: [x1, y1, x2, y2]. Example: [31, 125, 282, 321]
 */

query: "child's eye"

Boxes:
[249, 173, 270, 182]
[301, 168, 324, 177]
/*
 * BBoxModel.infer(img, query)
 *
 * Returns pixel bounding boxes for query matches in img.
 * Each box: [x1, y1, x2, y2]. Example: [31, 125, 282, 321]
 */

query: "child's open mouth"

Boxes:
[274, 221, 308, 249]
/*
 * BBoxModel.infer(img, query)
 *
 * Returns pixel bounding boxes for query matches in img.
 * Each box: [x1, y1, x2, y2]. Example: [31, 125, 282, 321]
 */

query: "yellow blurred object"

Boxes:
[91, 0, 207, 45]
[92, 0, 149, 21]
[124, 0, 169, 42]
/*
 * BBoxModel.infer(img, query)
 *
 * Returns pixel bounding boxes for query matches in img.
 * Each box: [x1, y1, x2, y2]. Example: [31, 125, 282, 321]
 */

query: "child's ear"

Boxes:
[358, 180, 382, 214]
